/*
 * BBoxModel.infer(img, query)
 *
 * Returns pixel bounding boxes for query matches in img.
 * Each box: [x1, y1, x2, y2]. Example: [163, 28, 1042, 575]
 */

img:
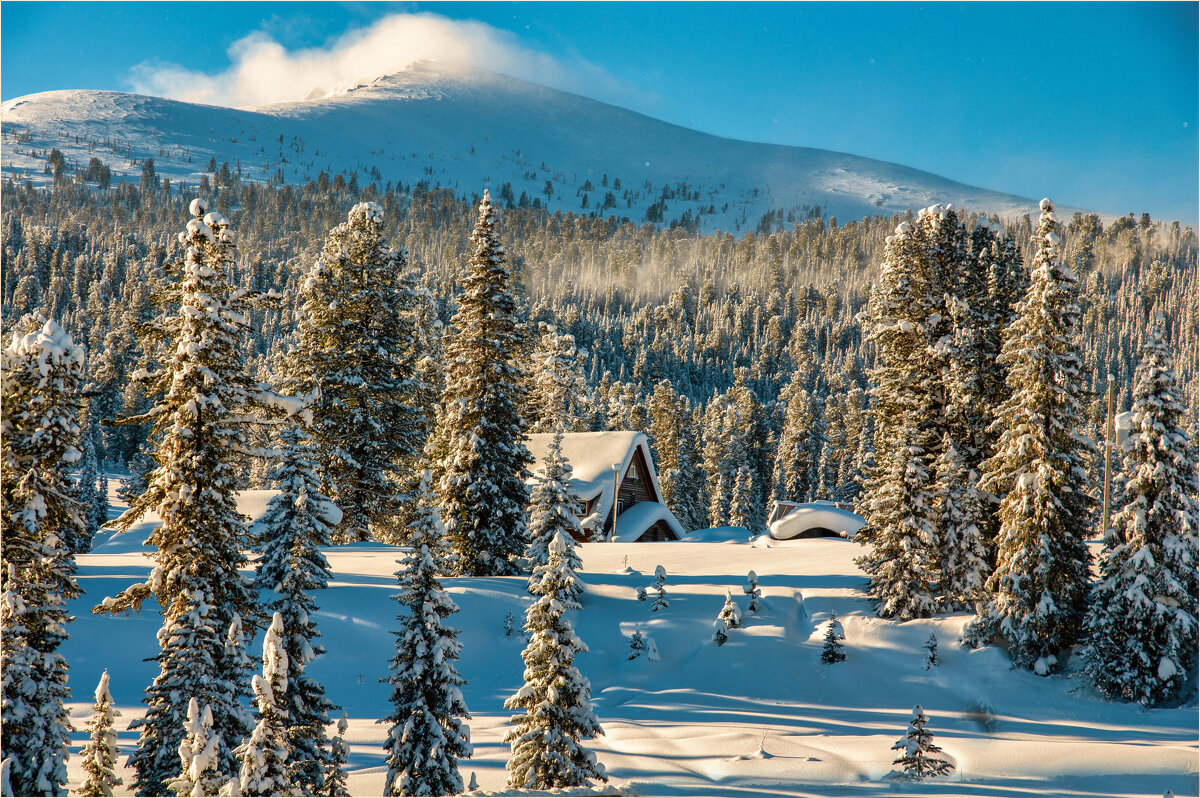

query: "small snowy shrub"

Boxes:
[78, 670, 123, 797]
[651, 565, 669, 611]
[713, 618, 729, 647]
[891, 705, 954, 781]
[821, 613, 845, 663]
[923, 633, 940, 669]
[744, 570, 761, 612]
[325, 713, 350, 797]
[718, 591, 742, 629]
[628, 629, 647, 660]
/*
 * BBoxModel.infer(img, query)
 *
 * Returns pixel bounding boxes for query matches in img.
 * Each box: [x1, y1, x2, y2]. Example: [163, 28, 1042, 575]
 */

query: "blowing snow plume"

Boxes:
[126, 12, 640, 110]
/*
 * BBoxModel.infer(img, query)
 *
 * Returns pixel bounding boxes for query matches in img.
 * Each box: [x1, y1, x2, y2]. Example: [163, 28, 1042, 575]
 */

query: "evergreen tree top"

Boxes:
[471, 190, 506, 262]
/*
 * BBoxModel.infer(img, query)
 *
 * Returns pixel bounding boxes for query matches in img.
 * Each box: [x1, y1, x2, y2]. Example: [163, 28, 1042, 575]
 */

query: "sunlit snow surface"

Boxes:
[64, 483, 1197, 797]
[0, 62, 1078, 233]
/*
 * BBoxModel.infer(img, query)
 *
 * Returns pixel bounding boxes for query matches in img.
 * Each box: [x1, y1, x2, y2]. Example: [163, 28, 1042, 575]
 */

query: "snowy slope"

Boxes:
[62, 484, 1197, 797]
[2, 62, 1055, 231]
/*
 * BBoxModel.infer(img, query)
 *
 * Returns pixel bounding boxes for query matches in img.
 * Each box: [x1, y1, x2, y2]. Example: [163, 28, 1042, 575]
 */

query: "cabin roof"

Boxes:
[526, 431, 658, 503]
[526, 431, 682, 541]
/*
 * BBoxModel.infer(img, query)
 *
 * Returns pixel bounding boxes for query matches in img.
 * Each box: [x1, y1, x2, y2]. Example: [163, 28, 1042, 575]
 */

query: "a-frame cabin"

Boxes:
[525, 431, 685, 542]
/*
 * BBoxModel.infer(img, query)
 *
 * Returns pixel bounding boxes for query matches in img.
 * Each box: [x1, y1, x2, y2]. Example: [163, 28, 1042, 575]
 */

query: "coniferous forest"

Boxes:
[2, 166, 1197, 796]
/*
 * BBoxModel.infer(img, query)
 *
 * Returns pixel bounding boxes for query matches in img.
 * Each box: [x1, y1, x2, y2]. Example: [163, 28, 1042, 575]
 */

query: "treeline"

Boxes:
[2, 176, 1196, 538]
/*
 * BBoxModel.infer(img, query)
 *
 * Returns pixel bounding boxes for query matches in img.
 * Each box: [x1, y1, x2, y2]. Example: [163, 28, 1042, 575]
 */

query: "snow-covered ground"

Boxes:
[1, 62, 1068, 233]
[63, 486, 1197, 797]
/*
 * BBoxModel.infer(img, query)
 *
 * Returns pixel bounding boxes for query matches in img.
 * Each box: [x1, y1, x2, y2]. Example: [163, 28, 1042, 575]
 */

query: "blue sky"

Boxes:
[2, 2, 1196, 223]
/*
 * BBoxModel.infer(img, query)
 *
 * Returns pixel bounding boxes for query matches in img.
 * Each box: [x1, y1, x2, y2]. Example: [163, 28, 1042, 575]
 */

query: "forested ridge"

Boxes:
[2, 176, 1195, 536]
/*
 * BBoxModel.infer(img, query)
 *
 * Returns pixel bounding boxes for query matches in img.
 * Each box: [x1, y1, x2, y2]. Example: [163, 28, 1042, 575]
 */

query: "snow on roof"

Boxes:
[526, 431, 655, 502]
[768, 503, 865, 540]
[611, 500, 685, 542]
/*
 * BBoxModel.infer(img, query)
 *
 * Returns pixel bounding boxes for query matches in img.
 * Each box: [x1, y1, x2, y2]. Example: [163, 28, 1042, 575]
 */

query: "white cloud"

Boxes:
[126, 12, 648, 110]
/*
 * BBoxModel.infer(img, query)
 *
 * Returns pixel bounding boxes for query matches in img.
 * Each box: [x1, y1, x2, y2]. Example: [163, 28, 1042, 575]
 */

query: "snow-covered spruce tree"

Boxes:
[1081, 314, 1198, 705]
[0, 317, 86, 798]
[95, 201, 260, 793]
[858, 417, 940, 619]
[238, 613, 293, 797]
[505, 530, 606, 790]
[891, 705, 953, 781]
[438, 190, 532, 576]
[528, 326, 591, 433]
[921, 205, 978, 466]
[718, 591, 742, 629]
[979, 226, 1029, 434]
[168, 699, 223, 797]
[702, 394, 748, 527]
[728, 372, 772, 530]
[857, 222, 941, 619]
[773, 379, 820, 504]
[970, 199, 1095, 673]
[712, 617, 729, 647]
[286, 201, 426, 543]
[744, 570, 761, 612]
[628, 629, 647, 660]
[382, 471, 472, 797]
[661, 392, 706, 533]
[325, 713, 351, 798]
[525, 429, 586, 581]
[650, 565, 669, 612]
[253, 422, 339, 792]
[923, 634, 940, 670]
[1, 584, 37, 796]
[932, 434, 990, 609]
[821, 614, 846, 664]
[78, 670, 123, 797]
[728, 467, 756, 532]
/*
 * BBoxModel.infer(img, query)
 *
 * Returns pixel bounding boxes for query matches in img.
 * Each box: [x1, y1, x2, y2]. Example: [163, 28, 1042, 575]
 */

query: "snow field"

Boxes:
[60, 489, 1196, 796]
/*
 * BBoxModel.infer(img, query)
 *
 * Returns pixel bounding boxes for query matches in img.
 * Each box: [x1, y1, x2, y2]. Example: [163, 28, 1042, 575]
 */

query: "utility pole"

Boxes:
[1101, 375, 1116, 539]
[611, 463, 622, 542]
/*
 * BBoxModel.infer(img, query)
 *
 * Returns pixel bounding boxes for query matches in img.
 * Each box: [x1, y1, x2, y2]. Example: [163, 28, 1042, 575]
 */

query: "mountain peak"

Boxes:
[1, 66, 1051, 230]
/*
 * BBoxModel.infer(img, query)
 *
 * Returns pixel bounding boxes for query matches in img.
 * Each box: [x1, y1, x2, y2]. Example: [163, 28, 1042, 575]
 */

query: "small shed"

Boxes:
[767, 500, 866, 540]
[525, 431, 684, 542]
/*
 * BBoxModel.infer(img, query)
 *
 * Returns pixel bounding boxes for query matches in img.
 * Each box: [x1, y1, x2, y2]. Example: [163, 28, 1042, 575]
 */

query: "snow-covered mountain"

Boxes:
[2, 61, 1047, 231]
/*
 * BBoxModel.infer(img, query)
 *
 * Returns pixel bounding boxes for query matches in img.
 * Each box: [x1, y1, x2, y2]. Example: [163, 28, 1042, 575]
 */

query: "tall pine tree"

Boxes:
[858, 221, 942, 619]
[286, 201, 426, 543]
[382, 472, 473, 797]
[1, 317, 86, 797]
[1081, 314, 1198, 705]
[970, 199, 1094, 673]
[253, 422, 339, 793]
[437, 190, 532, 576]
[505, 530, 607, 790]
[94, 201, 259, 792]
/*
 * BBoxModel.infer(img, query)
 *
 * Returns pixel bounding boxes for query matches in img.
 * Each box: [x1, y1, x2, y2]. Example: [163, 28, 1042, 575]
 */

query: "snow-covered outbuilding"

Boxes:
[525, 432, 684, 542]
[767, 500, 865, 540]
